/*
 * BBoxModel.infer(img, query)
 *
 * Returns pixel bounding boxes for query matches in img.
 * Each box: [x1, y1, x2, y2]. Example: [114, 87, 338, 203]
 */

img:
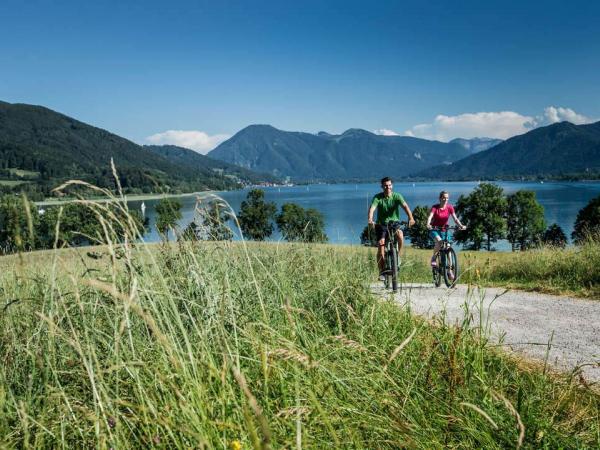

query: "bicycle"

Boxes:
[376, 221, 407, 292]
[430, 226, 460, 288]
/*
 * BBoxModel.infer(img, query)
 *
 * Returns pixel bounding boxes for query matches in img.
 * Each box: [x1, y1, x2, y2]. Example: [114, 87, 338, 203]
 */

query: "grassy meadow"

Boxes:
[0, 201, 599, 449]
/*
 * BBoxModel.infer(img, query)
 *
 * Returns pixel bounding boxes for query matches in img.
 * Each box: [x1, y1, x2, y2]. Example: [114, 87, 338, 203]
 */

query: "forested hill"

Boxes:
[0, 101, 275, 197]
[415, 121, 600, 180]
[208, 125, 473, 181]
[144, 144, 280, 185]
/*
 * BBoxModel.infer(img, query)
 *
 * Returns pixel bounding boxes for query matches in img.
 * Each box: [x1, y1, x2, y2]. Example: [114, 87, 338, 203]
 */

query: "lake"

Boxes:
[128, 181, 600, 250]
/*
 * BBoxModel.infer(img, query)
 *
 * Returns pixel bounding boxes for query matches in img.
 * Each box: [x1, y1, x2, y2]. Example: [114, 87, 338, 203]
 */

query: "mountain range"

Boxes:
[0, 101, 277, 198]
[2, 100, 598, 196]
[416, 121, 600, 180]
[208, 125, 474, 181]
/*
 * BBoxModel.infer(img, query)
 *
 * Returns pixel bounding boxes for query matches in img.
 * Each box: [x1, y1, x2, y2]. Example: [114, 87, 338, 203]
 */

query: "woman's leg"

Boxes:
[431, 236, 442, 266]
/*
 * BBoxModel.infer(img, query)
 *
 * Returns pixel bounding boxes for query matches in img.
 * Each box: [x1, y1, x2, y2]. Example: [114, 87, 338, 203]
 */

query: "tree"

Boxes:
[237, 189, 276, 241]
[38, 203, 148, 248]
[181, 220, 202, 241]
[572, 195, 600, 244]
[454, 183, 507, 251]
[360, 225, 377, 247]
[276, 203, 328, 243]
[155, 198, 183, 241]
[407, 205, 434, 249]
[202, 200, 233, 241]
[0, 194, 40, 253]
[506, 190, 546, 251]
[542, 224, 567, 248]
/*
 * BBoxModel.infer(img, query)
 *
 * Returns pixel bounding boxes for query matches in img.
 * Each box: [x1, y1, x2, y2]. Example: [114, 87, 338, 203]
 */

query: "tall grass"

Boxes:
[459, 240, 600, 298]
[0, 188, 598, 448]
[396, 242, 600, 299]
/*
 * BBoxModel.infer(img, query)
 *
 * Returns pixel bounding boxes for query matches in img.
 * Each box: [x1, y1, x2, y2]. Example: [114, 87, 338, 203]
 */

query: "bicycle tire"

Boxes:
[444, 248, 459, 288]
[390, 244, 398, 292]
[433, 252, 442, 287]
[383, 247, 391, 288]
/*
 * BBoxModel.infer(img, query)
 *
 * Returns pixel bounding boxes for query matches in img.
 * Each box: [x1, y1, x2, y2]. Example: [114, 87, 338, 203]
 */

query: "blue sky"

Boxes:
[1, 0, 599, 152]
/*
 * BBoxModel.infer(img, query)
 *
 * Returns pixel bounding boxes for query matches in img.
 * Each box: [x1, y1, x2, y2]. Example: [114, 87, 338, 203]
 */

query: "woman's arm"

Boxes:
[451, 212, 465, 229]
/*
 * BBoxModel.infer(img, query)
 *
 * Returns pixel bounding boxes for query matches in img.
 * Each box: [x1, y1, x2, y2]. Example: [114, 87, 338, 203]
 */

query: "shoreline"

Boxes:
[35, 190, 213, 207]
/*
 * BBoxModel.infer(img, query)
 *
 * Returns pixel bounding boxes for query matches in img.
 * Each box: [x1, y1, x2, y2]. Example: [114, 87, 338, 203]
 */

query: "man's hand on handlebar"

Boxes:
[408, 218, 415, 227]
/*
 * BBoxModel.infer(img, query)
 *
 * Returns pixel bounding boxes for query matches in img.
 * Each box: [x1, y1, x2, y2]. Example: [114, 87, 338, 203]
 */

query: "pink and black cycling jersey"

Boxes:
[430, 204, 454, 228]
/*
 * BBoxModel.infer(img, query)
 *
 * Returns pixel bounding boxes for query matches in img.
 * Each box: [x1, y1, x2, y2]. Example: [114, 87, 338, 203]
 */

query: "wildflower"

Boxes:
[230, 440, 242, 450]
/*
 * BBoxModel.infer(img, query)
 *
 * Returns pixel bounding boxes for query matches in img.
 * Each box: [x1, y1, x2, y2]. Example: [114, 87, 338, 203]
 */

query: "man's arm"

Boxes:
[368, 205, 377, 225]
[402, 202, 416, 227]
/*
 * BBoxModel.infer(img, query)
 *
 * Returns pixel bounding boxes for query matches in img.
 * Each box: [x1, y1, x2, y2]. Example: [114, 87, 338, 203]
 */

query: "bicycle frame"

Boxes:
[381, 221, 407, 292]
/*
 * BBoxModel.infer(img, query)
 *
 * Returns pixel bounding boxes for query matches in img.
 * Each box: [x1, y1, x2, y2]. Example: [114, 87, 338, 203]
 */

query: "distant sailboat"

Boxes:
[141, 201, 146, 217]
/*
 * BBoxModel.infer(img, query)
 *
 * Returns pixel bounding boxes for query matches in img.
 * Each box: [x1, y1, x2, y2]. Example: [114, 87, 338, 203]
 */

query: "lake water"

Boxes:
[128, 181, 600, 250]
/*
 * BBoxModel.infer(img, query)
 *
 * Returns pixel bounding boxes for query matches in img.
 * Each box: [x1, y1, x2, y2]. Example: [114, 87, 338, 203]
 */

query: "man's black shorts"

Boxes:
[375, 221, 402, 242]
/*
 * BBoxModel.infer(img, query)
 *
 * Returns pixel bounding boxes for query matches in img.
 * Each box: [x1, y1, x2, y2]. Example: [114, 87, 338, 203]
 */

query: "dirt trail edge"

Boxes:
[371, 283, 600, 383]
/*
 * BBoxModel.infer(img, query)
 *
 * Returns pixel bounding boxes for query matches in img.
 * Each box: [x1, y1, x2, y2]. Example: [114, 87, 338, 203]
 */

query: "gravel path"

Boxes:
[371, 283, 600, 383]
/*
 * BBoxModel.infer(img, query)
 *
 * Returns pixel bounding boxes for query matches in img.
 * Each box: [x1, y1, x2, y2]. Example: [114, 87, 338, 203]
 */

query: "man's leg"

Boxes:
[395, 229, 404, 261]
[377, 239, 386, 274]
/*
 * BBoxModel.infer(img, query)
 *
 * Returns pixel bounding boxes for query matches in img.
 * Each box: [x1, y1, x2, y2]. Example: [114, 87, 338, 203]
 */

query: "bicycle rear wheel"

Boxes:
[433, 253, 442, 287]
[443, 248, 459, 288]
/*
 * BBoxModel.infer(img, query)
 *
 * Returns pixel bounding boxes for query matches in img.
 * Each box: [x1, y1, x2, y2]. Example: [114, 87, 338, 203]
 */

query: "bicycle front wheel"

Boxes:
[433, 253, 442, 287]
[444, 248, 459, 288]
[390, 245, 398, 292]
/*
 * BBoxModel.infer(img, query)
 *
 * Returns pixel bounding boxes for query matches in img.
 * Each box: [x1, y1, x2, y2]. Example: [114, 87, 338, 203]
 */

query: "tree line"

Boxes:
[362, 183, 600, 251]
[0, 195, 147, 254]
[1, 184, 598, 254]
[152, 189, 328, 244]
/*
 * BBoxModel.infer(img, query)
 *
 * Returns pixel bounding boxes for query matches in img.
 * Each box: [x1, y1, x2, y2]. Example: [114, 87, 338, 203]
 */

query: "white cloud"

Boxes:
[540, 106, 591, 125]
[373, 128, 400, 136]
[145, 130, 231, 154]
[404, 106, 593, 141]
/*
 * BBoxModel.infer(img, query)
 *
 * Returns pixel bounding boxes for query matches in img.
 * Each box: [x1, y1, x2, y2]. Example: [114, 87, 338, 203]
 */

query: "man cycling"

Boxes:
[368, 177, 415, 280]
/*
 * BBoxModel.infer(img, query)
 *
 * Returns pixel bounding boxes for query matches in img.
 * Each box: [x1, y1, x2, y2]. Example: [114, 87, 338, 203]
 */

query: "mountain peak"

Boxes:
[240, 124, 279, 132]
[341, 128, 374, 138]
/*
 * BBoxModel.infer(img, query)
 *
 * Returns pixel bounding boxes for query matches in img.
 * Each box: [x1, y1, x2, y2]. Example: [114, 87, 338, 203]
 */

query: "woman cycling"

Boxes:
[426, 191, 466, 269]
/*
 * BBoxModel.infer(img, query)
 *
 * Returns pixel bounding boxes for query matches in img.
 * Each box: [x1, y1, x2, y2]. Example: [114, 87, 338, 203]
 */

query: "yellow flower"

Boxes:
[230, 440, 242, 450]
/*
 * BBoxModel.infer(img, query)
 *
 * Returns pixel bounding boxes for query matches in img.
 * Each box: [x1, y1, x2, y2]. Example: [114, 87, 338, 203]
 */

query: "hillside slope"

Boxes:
[415, 121, 600, 180]
[144, 144, 280, 184]
[0, 101, 274, 195]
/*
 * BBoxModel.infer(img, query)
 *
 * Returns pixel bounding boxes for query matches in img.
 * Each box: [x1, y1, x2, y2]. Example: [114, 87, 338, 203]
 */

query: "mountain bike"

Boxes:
[431, 226, 460, 288]
[378, 221, 407, 292]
